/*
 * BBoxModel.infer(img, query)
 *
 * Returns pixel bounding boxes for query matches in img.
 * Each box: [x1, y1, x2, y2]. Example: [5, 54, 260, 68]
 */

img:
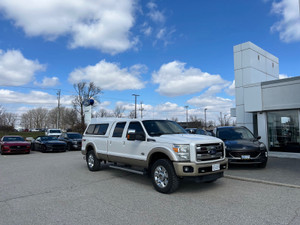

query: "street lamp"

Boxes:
[204, 108, 207, 130]
[184, 106, 189, 124]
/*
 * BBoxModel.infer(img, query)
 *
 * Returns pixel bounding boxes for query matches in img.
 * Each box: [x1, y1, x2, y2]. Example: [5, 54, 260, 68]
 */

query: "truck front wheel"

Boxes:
[151, 159, 179, 194]
[87, 150, 101, 171]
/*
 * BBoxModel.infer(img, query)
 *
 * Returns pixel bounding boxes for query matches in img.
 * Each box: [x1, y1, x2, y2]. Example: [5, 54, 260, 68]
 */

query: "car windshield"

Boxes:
[142, 120, 187, 137]
[196, 129, 207, 135]
[3, 136, 25, 142]
[67, 133, 82, 139]
[49, 130, 61, 133]
[217, 127, 255, 140]
[41, 136, 58, 141]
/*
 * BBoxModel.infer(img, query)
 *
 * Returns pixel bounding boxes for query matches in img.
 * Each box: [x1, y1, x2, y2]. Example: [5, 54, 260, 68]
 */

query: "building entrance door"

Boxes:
[267, 110, 300, 153]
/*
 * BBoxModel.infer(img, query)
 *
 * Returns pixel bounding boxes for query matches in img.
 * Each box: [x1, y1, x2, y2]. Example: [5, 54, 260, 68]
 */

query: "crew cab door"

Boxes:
[122, 121, 148, 161]
[108, 121, 149, 163]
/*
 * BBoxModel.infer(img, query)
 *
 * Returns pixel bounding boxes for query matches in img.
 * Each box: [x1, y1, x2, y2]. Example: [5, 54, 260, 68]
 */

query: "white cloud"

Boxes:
[225, 80, 235, 96]
[0, 89, 72, 106]
[279, 73, 289, 79]
[152, 61, 227, 97]
[187, 95, 234, 115]
[34, 76, 60, 87]
[271, 0, 300, 42]
[146, 2, 165, 23]
[0, 0, 137, 54]
[68, 60, 146, 91]
[0, 49, 45, 86]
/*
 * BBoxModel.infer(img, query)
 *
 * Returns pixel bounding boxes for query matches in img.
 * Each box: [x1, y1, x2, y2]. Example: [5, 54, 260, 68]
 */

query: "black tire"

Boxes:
[67, 143, 72, 151]
[151, 159, 180, 194]
[31, 143, 35, 151]
[86, 150, 101, 171]
[42, 145, 47, 153]
[258, 160, 267, 168]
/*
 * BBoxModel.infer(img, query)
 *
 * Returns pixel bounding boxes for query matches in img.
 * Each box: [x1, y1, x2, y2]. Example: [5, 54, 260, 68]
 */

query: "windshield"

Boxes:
[142, 120, 187, 137]
[3, 136, 25, 142]
[41, 136, 58, 141]
[49, 130, 61, 133]
[67, 133, 82, 139]
[217, 127, 255, 140]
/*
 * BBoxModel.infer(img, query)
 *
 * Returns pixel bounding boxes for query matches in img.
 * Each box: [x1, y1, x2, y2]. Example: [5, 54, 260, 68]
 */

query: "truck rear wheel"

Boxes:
[87, 150, 101, 171]
[151, 159, 179, 194]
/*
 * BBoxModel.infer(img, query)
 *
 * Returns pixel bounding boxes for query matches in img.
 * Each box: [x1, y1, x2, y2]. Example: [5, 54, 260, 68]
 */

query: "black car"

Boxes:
[31, 136, 67, 152]
[214, 126, 268, 168]
[58, 132, 82, 150]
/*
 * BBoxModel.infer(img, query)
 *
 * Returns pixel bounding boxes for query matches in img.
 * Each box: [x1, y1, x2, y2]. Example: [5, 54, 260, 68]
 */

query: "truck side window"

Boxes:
[112, 122, 126, 137]
[127, 122, 145, 138]
[86, 124, 95, 134]
[94, 124, 109, 135]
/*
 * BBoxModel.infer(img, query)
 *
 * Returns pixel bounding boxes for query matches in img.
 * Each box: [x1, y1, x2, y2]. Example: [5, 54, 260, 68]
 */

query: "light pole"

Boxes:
[204, 108, 207, 130]
[132, 94, 139, 119]
[184, 106, 189, 125]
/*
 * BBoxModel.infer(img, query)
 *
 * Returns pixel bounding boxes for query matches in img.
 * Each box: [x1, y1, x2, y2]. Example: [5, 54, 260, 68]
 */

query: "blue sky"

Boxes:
[0, 0, 299, 123]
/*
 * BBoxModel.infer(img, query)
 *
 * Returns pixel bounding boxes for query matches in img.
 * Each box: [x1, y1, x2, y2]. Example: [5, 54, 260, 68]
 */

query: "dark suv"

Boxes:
[214, 126, 268, 168]
[59, 132, 82, 150]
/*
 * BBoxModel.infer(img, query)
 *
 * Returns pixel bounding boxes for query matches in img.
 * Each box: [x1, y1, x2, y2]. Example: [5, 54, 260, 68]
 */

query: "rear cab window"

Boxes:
[112, 122, 126, 138]
[85, 123, 109, 135]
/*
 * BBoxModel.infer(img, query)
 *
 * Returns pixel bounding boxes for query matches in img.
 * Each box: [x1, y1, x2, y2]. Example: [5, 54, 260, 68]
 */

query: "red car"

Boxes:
[0, 136, 31, 154]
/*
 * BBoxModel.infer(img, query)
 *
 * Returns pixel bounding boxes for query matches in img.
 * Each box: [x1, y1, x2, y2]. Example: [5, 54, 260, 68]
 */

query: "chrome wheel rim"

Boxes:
[154, 166, 169, 188]
[88, 154, 94, 168]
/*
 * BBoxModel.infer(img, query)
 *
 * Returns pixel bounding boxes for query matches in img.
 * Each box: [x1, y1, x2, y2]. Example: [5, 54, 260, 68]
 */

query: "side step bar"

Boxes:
[109, 165, 147, 175]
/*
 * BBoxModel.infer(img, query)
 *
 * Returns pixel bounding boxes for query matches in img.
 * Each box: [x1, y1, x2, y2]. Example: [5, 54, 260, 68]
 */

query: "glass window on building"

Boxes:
[267, 110, 300, 153]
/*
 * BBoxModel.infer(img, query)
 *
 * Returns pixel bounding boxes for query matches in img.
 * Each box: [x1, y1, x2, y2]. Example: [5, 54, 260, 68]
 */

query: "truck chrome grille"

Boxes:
[195, 143, 224, 161]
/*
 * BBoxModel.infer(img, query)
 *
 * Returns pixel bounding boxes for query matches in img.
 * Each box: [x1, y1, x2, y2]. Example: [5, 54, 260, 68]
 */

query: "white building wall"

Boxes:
[257, 112, 268, 150]
[234, 42, 279, 133]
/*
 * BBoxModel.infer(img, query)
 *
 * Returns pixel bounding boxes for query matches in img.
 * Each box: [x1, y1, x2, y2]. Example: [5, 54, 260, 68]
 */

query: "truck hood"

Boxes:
[152, 134, 222, 144]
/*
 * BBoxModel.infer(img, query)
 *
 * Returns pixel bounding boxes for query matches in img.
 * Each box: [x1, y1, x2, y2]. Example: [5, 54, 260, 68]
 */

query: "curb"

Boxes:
[224, 175, 300, 189]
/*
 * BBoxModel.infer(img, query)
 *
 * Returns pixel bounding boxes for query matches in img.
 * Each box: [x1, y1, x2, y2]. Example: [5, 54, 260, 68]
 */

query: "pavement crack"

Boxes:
[288, 206, 300, 225]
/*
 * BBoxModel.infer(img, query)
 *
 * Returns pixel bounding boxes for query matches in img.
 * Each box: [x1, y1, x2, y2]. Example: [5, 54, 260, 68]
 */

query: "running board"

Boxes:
[109, 165, 146, 175]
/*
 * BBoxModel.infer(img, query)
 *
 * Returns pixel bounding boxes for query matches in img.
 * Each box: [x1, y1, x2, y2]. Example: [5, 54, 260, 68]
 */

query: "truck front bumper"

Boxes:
[173, 158, 228, 177]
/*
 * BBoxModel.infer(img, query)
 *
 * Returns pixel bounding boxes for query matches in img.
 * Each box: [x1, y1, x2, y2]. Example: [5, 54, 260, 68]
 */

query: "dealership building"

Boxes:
[232, 42, 300, 155]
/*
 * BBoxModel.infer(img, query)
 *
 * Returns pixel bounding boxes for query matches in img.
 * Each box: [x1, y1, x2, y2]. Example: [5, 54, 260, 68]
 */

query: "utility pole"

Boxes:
[220, 112, 223, 126]
[57, 89, 61, 129]
[132, 94, 139, 119]
[140, 101, 144, 119]
[204, 108, 207, 130]
[185, 105, 189, 125]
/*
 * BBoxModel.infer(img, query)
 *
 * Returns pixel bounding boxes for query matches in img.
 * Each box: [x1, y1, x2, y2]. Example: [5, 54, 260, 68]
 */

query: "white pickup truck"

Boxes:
[81, 118, 228, 193]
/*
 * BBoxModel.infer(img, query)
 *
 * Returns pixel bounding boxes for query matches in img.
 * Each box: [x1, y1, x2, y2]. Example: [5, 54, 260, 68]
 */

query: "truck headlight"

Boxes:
[173, 144, 190, 161]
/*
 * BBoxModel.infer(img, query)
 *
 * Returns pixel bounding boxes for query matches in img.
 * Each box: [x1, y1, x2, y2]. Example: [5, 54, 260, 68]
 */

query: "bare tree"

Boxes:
[72, 81, 102, 129]
[171, 117, 178, 122]
[0, 105, 17, 128]
[128, 110, 135, 119]
[21, 112, 33, 129]
[114, 105, 125, 118]
[188, 115, 204, 128]
[96, 109, 109, 118]
[218, 114, 231, 126]
[62, 108, 79, 129]
[21, 108, 48, 130]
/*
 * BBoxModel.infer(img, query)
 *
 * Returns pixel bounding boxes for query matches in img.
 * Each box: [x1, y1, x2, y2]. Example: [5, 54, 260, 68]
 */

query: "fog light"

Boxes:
[183, 166, 194, 173]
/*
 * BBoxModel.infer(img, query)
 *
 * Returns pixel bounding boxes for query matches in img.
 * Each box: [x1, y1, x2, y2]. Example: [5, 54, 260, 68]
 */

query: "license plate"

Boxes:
[212, 163, 220, 171]
[241, 155, 250, 160]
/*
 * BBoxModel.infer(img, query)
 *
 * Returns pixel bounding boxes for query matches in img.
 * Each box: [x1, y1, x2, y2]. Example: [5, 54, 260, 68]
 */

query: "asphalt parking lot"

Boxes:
[225, 156, 300, 188]
[0, 151, 299, 225]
